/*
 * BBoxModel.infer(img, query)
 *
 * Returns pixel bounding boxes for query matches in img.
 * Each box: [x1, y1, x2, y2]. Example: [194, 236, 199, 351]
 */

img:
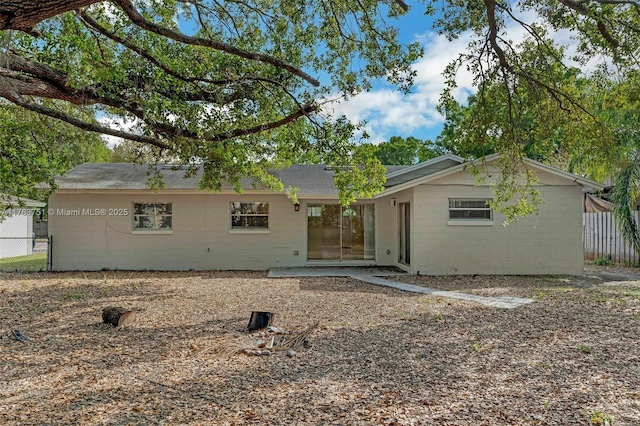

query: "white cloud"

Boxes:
[325, 7, 599, 144]
[324, 29, 476, 144]
[98, 115, 141, 148]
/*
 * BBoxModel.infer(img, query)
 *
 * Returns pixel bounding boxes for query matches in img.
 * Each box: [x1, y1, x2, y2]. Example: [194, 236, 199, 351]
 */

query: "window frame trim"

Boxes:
[447, 198, 493, 225]
[132, 202, 173, 232]
[229, 201, 270, 231]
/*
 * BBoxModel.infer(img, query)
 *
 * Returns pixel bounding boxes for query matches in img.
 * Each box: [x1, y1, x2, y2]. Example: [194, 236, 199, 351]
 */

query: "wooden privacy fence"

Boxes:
[584, 212, 640, 264]
[34, 221, 48, 238]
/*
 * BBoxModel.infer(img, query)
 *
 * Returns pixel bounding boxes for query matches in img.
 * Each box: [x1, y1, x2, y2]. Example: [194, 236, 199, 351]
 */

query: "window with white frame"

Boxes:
[231, 202, 269, 229]
[448, 199, 492, 220]
[133, 203, 172, 230]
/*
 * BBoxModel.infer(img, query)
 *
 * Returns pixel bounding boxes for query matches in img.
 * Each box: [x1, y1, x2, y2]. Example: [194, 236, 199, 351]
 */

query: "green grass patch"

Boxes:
[62, 291, 85, 301]
[0, 252, 47, 272]
[578, 345, 592, 354]
[589, 410, 614, 425]
[594, 255, 615, 266]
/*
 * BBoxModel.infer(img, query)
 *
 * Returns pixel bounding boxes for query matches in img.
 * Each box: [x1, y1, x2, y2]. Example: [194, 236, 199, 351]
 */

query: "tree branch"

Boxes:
[391, 0, 408, 12]
[77, 11, 203, 85]
[557, 0, 620, 49]
[2, 53, 210, 138]
[204, 103, 318, 141]
[585, 0, 640, 9]
[112, 0, 320, 87]
[0, 90, 171, 149]
[483, 0, 513, 72]
[0, 0, 99, 34]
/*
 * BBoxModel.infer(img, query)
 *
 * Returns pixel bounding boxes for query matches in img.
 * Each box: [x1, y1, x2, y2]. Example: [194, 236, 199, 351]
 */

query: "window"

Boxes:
[133, 203, 172, 230]
[448, 199, 492, 220]
[307, 205, 323, 217]
[231, 202, 269, 229]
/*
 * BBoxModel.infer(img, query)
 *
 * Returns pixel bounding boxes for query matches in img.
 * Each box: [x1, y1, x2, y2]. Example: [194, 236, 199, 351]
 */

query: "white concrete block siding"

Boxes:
[49, 193, 394, 271]
[47, 157, 599, 274]
[382, 167, 585, 275]
[49, 192, 308, 271]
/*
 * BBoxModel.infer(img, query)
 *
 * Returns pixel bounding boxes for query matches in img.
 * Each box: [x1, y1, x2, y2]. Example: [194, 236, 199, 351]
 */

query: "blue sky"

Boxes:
[326, 6, 465, 144]
[329, 4, 602, 146]
[102, 3, 575, 148]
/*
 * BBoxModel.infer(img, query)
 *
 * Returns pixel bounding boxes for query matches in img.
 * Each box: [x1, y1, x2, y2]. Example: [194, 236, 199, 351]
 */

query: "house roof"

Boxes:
[54, 163, 405, 196]
[53, 163, 421, 196]
[53, 154, 605, 197]
[1, 193, 46, 208]
[376, 154, 606, 197]
[384, 154, 463, 187]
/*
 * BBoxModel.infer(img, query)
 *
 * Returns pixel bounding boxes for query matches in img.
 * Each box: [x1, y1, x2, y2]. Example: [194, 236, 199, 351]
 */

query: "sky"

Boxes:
[326, 7, 470, 145]
[102, 4, 464, 148]
[100, 3, 589, 148]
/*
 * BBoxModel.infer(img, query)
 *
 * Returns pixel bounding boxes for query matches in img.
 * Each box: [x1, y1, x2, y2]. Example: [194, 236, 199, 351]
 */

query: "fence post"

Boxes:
[47, 235, 53, 271]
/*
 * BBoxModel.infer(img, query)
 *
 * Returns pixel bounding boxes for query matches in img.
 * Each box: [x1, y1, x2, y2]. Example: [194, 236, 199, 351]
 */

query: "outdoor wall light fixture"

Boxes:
[294, 203, 300, 212]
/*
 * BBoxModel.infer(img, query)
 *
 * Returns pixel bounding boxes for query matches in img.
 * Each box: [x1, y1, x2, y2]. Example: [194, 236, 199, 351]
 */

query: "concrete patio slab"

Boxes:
[268, 267, 534, 309]
[267, 266, 407, 278]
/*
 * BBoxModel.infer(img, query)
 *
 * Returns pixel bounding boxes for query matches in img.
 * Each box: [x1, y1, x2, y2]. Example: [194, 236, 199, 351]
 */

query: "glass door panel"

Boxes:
[307, 204, 341, 260]
[307, 204, 375, 261]
[341, 205, 375, 260]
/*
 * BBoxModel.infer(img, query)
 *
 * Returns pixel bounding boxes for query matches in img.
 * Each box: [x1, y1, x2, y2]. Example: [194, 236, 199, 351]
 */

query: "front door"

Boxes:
[307, 204, 375, 261]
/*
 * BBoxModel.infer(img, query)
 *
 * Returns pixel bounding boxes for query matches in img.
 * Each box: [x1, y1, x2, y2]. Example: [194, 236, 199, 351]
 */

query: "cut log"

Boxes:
[247, 311, 274, 331]
[102, 306, 136, 327]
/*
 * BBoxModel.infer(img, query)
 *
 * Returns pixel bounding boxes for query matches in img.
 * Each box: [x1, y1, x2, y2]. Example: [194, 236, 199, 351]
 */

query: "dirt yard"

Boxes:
[1, 266, 639, 425]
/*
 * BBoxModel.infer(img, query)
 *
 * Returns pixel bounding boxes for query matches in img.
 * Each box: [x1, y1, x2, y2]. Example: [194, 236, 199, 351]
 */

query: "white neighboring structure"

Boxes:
[47, 155, 604, 274]
[0, 194, 46, 259]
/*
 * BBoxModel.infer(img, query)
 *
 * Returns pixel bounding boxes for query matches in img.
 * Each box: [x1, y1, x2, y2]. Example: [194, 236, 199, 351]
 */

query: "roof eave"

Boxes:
[521, 157, 605, 191]
[375, 154, 606, 197]
[384, 153, 464, 179]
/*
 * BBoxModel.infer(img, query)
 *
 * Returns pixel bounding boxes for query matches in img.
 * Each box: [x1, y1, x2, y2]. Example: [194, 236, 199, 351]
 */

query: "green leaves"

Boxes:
[357, 136, 444, 166]
[1, 0, 419, 202]
[488, 157, 546, 225]
[0, 103, 110, 199]
[611, 161, 640, 253]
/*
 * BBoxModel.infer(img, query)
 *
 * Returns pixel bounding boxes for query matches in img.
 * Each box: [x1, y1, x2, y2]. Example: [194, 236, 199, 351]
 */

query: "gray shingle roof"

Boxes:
[58, 160, 490, 196]
[54, 163, 202, 191]
[54, 154, 605, 196]
[55, 163, 412, 196]
[1, 193, 46, 208]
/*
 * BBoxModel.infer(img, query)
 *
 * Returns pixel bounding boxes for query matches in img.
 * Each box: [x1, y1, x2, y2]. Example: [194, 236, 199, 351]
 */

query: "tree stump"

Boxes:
[247, 311, 274, 331]
[102, 306, 136, 327]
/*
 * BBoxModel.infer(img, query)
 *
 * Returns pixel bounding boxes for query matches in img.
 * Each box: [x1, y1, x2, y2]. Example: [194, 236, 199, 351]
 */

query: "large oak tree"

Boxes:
[431, 1, 640, 238]
[0, 0, 418, 204]
[2, 1, 640, 216]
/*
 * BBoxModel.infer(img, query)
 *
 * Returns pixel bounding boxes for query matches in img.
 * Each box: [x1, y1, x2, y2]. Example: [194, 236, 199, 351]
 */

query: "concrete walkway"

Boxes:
[268, 267, 534, 309]
[352, 275, 534, 309]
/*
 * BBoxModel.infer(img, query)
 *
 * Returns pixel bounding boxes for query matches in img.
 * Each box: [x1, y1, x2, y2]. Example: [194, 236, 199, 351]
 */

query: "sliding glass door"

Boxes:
[307, 204, 375, 261]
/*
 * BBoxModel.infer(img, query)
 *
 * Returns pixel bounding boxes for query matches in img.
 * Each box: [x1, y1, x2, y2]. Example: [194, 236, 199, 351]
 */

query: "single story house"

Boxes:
[47, 154, 604, 274]
[0, 194, 46, 259]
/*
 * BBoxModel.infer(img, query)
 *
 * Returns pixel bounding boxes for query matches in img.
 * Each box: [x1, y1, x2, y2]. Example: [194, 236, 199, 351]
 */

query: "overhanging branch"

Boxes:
[112, 0, 320, 87]
[1, 91, 171, 149]
[557, 0, 621, 49]
[204, 103, 318, 141]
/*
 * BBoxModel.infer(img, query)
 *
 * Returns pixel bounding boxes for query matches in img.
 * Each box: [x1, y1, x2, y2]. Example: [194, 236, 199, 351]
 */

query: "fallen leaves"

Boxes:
[0, 268, 638, 424]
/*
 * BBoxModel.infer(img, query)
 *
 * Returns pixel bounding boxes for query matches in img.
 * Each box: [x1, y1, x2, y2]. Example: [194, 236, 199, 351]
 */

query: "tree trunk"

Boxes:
[102, 306, 136, 327]
[247, 311, 274, 331]
[0, 0, 100, 33]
